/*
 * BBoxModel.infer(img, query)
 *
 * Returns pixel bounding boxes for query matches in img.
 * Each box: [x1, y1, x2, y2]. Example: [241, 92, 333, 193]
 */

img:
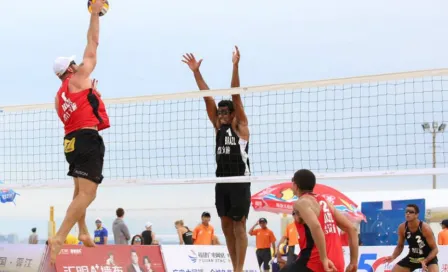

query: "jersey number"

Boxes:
[226, 128, 232, 137]
[319, 200, 330, 212]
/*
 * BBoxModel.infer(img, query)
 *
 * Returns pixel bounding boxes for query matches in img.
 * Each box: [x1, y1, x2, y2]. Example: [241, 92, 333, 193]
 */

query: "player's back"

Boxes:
[295, 193, 344, 272]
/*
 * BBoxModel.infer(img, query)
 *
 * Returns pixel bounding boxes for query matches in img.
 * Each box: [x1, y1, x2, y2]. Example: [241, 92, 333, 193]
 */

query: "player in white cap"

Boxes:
[49, 0, 109, 264]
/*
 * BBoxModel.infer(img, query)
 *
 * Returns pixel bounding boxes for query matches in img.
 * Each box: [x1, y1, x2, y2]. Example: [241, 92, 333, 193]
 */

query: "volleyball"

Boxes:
[278, 243, 289, 255]
[87, 0, 109, 16]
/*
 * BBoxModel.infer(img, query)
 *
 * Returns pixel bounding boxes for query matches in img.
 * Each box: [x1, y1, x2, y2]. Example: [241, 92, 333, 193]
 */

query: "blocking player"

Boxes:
[385, 204, 439, 272]
[182, 46, 250, 272]
[49, 0, 109, 263]
[282, 169, 359, 272]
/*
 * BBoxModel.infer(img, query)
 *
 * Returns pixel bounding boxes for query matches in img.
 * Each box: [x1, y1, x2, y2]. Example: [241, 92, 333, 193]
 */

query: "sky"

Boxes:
[1, 0, 448, 243]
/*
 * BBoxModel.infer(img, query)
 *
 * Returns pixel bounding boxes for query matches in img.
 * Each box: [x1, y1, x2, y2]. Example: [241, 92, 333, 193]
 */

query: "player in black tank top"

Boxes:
[216, 124, 250, 177]
[182, 227, 194, 245]
[386, 204, 439, 272]
[182, 46, 250, 272]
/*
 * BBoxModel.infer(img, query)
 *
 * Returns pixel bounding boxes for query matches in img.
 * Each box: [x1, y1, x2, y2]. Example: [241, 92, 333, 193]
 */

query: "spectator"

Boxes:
[212, 235, 221, 245]
[277, 212, 299, 265]
[28, 228, 38, 244]
[94, 218, 108, 245]
[113, 208, 130, 245]
[141, 222, 156, 245]
[174, 220, 193, 245]
[438, 219, 448, 245]
[193, 212, 214, 245]
[249, 218, 276, 272]
[131, 235, 143, 245]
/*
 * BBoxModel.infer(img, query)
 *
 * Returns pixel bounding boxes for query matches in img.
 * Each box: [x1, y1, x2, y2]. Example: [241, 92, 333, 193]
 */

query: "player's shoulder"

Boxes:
[398, 222, 406, 231]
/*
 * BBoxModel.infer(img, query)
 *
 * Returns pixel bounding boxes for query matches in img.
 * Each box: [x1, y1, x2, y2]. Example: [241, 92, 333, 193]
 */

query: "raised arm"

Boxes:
[182, 53, 218, 128]
[71, 0, 105, 86]
[230, 46, 248, 127]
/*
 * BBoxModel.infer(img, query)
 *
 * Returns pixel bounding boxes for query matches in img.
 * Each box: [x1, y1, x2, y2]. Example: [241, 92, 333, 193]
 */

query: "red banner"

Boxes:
[55, 245, 165, 272]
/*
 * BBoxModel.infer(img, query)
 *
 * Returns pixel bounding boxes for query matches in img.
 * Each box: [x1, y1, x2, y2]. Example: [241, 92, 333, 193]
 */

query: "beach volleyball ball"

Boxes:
[87, 0, 109, 16]
[278, 243, 289, 255]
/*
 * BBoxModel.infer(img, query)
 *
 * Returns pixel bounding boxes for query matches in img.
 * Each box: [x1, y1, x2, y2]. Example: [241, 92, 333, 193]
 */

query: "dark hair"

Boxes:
[116, 208, 125, 217]
[292, 169, 316, 192]
[201, 211, 211, 218]
[131, 248, 137, 255]
[131, 235, 143, 245]
[217, 100, 234, 112]
[406, 204, 420, 214]
[31, 228, 36, 233]
[143, 256, 151, 263]
[442, 219, 448, 228]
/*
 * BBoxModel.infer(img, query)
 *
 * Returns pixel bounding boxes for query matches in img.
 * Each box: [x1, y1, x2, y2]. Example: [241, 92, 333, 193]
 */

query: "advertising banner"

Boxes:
[342, 246, 448, 272]
[0, 244, 46, 272]
[161, 245, 260, 272]
[55, 245, 165, 272]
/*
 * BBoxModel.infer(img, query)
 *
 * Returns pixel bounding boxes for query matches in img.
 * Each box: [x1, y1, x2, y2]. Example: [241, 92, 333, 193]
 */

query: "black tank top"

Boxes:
[404, 221, 433, 260]
[182, 227, 193, 245]
[141, 230, 153, 245]
[215, 124, 250, 177]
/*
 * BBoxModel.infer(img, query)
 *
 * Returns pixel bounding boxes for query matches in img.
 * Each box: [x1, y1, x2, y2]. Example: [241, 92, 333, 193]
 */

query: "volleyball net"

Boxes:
[1, 68, 448, 188]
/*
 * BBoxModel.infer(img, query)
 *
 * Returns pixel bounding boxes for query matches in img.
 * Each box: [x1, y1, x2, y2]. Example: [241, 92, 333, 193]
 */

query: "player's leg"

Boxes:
[262, 248, 271, 272]
[216, 184, 238, 271]
[73, 177, 95, 247]
[49, 177, 98, 262]
[392, 258, 413, 272]
[228, 183, 251, 272]
[255, 249, 263, 268]
[286, 246, 296, 265]
[426, 259, 439, 272]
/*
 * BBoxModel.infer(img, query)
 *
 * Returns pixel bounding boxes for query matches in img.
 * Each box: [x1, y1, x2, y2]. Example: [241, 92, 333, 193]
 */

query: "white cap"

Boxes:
[145, 222, 153, 228]
[95, 218, 102, 223]
[53, 55, 76, 77]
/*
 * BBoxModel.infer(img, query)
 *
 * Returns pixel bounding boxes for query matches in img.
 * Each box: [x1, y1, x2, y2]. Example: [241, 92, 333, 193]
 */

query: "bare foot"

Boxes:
[79, 233, 96, 247]
[48, 237, 64, 264]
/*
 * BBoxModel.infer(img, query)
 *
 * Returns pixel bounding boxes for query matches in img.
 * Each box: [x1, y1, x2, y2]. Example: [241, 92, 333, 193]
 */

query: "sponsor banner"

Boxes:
[342, 246, 448, 272]
[0, 244, 46, 272]
[55, 245, 165, 272]
[161, 245, 260, 272]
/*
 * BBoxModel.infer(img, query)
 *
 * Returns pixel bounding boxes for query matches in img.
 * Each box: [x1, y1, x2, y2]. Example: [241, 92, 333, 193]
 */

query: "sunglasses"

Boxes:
[217, 110, 231, 115]
[134, 238, 141, 242]
[405, 210, 416, 214]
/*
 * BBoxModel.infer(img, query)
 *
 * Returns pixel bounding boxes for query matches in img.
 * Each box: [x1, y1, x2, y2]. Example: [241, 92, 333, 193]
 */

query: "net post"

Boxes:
[48, 206, 55, 238]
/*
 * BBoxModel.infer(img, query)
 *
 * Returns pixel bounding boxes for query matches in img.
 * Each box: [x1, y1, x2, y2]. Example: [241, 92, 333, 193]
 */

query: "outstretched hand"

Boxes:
[182, 53, 202, 72]
[91, 0, 105, 14]
[232, 46, 240, 65]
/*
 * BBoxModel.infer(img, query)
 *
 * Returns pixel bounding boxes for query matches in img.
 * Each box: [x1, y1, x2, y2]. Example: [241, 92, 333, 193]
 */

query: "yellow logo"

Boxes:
[64, 138, 76, 153]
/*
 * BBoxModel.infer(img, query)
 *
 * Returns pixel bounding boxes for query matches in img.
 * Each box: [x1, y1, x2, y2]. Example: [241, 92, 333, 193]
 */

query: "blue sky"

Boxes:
[1, 0, 448, 243]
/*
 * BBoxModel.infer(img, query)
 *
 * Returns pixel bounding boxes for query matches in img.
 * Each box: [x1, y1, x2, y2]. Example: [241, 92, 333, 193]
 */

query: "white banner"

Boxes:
[161, 245, 260, 272]
[0, 244, 46, 272]
[342, 246, 448, 272]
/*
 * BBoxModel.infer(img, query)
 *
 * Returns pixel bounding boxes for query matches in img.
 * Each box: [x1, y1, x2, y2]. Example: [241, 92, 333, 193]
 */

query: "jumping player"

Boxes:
[282, 169, 359, 272]
[49, 0, 109, 263]
[182, 46, 250, 272]
[385, 204, 439, 272]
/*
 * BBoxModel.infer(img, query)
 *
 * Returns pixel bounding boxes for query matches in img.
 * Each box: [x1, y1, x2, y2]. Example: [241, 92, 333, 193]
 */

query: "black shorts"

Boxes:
[256, 248, 272, 270]
[279, 260, 313, 272]
[215, 182, 251, 221]
[63, 129, 105, 184]
[396, 256, 438, 271]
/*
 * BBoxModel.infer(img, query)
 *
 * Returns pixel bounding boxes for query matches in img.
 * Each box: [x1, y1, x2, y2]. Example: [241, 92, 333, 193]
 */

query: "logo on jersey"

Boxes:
[61, 92, 78, 121]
